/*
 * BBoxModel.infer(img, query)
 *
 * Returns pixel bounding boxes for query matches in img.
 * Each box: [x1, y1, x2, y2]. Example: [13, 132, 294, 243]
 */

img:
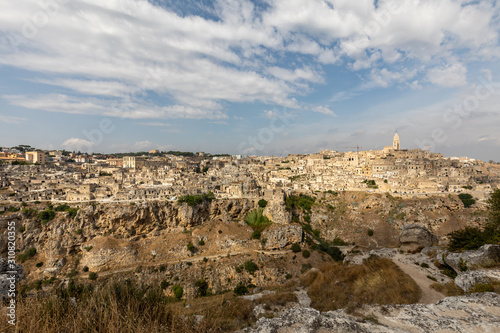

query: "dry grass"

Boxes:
[300, 256, 422, 312]
[430, 281, 464, 296]
[0, 281, 254, 333]
[255, 291, 298, 307]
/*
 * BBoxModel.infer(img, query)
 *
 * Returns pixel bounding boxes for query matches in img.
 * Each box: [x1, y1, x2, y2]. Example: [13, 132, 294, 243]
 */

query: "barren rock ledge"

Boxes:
[245, 293, 500, 333]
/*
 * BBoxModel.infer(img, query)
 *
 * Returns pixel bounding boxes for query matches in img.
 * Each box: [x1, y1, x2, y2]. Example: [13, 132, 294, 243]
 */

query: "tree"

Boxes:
[172, 285, 183, 300]
[244, 260, 258, 274]
[458, 193, 476, 208]
[291, 243, 301, 253]
[258, 199, 268, 208]
[195, 279, 209, 297]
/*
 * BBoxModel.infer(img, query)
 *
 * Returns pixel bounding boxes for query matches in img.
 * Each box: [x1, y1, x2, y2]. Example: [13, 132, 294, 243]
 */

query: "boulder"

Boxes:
[455, 269, 500, 292]
[399, 224, 438, 251]
[261, 224, 302, 250]
[444, 244, 500, 272]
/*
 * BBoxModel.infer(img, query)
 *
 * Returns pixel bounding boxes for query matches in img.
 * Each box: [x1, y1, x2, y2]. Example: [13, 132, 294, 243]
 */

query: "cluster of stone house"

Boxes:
[0, 134, 498, 203]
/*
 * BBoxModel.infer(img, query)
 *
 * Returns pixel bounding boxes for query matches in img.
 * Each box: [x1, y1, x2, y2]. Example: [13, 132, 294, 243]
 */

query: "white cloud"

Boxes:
[133, 140, 153, 150]
[427, 63, 467, 87]
[0, 0, 499, 121]
[61, 137, 94, 151]
[0, 114, 26, 124]
[311, 106, 336, 116]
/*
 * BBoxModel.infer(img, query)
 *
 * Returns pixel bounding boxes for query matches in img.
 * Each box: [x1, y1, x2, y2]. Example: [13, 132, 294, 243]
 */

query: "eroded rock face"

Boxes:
[444, 244, 500, 272]
[455, 269, 500, 292]
[399, 224, 438, 251]
[245, 293, 500, 333]
[263, 200, 291, 225]
[0, 258, 24, 297]
[261, 224, 302, 250]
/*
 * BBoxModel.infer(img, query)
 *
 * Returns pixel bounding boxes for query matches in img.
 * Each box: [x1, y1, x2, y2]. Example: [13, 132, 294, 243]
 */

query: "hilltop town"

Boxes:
[1, 134, 499, 207]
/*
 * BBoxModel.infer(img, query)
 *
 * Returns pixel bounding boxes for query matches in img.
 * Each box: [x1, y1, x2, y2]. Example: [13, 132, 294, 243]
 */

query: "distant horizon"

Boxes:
[2, 143, 499, 163]
[1, 1, 500, 161]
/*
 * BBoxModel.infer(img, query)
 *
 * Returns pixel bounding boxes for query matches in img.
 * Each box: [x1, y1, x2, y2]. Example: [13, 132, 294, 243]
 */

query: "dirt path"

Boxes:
[392, 256, 444, 304]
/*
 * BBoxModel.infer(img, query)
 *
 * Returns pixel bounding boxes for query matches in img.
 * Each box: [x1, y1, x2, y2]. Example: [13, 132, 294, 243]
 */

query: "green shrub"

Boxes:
[195, 279, 208, 297]
[285, 273, 292, 279]
[291, 243, 301, 253]
[233, 283, 248, 296]
[19, 226, 26, 233]
[84, 246, 93, 252]
[88, 272, 98, 280]
[244, 208, 272, 232]
[458, 258, 468, 272]
[55, 204, 70, 212]
[172, 285, 183, 300]
[178, 192, 215, 206]
[448, 227, 487, 251]
[38, 209, 56, 224]
[187, 242, 196, 253]
[83, 266, 89, 272]
[198, 240, 205, 246]
[420, 263, 430, 268]
[244, 260, 258, 274]
[313, 229, 320, 238]
[251, 230, 261, 239]
[18, 247, 37, 263]
[22, 208, 37, 218]
[303, 214, 311, 223]
[367, 229, 374, 237]
[458, 193, 476, 208]
[75, 229, 83, 235]
[285, 194, 316, 213]
[470, 283, 494, 293]
[258, 199, 268, 208]
[302, 249, 310, 258]
[35, 262, 44, 268]
[332, 236, 348, 246]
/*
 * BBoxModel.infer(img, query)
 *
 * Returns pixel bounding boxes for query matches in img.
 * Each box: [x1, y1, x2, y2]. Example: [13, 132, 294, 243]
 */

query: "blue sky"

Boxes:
[1, 0, 500, 161]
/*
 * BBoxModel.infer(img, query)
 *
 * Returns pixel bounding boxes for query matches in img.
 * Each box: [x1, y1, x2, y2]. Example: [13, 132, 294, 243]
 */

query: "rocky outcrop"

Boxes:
[263, 200, 291, 225]
[261, 224, 302, 250]
[455, 269, 500, 292]
[443, 244, 500, 272]
[0, 258, 24, 297]
[399, 224, 438, 251]
[245, 293, 500, 333]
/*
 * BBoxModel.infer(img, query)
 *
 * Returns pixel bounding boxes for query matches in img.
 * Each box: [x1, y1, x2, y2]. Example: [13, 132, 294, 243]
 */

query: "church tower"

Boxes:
[393, 132, 400, 150]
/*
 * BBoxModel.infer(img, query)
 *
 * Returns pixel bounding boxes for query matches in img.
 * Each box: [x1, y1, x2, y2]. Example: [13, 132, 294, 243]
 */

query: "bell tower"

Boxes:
[393, 132, 400, 150]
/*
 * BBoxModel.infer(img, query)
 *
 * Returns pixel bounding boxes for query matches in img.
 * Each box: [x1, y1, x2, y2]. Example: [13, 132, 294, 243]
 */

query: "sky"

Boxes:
[1, 0, 500, 161]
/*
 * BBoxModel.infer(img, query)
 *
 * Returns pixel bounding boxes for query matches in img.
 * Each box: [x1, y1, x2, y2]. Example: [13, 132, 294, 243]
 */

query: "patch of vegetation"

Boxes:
[83, 266, 89, 272]
[430, 282, 464, 296]
[244, 208, 272, 232]
[38, 209, 56, 225]
[251, 230, 261, 240]
[363, 179, 378, 189]
[22, 208, 37, 218]
[195, 279, 209, 297]
[187, 242, 196, 253]
[469, 283, 494, 293]
[244, 260, 258, 274]
[447, 189, 500, 251]
[233, 283, 249, 296]
[458, 258, 468, 272]
[420, 262, 430, 268]
[198, 240, 205, 246]
[35, 262, 44, 268]
[18, 247, 37, 263]
[458, 193, 476, 208]
[257, 199, 268, 208]
[285, 194, 316, 213]
[172, 285, 184, 300]
[301, 257, 422, 311]
[84, 246, 93, 252]
[332, 236, 348, 246]
[291, 243, 301, 253]
[178, 192, 215, 206]
[302, 249, 310, 258]
[367, 229, 374, 237]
